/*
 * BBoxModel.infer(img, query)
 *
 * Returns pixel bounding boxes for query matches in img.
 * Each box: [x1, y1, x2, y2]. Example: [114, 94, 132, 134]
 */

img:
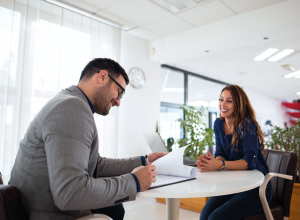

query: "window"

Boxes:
[0, 0, 121, 182]
[159, 64, 227, 153]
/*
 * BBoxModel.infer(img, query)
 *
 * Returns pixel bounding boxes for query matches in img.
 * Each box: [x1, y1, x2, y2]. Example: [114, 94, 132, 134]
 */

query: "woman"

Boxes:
[196, 85, 272, 220]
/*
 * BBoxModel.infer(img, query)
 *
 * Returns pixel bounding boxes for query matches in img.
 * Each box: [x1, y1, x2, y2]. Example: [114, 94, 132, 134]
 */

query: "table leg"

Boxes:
[166, 198, 180, 220]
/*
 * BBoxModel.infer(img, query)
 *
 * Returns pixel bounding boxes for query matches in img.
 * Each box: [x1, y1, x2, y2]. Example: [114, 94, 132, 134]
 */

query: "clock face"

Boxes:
[129, 68, 145, 89]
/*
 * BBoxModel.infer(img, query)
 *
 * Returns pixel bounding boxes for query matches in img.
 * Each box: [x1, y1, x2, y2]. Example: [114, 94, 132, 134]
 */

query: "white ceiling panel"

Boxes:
[143, 16, 193, 37]
[202, 59, 242, 70]
[221, 0, 287, 14]
[57, 0, 99, 13]
[105, 0, 172, 26]
[266, 35, 300, 50]
[175, 57, 210, 71]
[235, 60, 274, 71]
[177, 0, 235, 27]
[127, 27, 161, 41]
[79, 0, 123, 10]
[95, 11, 137, 30]
[211, 47, 262, 60]
[283, 52, 300, 66]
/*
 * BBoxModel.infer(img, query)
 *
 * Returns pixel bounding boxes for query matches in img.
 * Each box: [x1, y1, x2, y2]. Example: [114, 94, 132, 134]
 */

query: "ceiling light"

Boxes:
[297, 92, 300, 95]
[254, 48, 278, 61]
[268, 49, 294, 61]
[152, 0, 198, 13]
[165, 0, 187, 10]
[284, 70, 300, 78]
[281, 64, 295, 72]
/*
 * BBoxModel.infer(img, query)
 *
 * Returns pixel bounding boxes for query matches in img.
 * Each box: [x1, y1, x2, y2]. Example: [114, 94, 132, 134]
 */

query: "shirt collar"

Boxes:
[76, 86, 95, 114]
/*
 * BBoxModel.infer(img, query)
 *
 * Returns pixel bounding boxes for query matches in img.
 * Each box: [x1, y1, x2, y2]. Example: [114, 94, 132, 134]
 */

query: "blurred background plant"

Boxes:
[166, 137, 174, 152]
[177, 105, 215, 159]
[265, 119, 300, 182]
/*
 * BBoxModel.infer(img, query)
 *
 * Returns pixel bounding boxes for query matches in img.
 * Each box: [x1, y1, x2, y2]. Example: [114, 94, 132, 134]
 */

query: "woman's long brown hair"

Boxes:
[220, 85, 265, 152]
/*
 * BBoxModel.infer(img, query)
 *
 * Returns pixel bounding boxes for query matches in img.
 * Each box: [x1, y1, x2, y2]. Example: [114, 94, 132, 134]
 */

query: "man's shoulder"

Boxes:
[52, 87, 88, 110]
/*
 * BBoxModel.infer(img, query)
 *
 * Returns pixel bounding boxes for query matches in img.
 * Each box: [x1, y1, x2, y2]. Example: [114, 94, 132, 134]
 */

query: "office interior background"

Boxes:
[1, 0, 300, 218]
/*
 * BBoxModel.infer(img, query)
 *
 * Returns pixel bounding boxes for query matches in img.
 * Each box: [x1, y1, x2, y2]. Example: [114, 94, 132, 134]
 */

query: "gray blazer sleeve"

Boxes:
[43, 97, 138, 211]
[96, 156, 143, 177]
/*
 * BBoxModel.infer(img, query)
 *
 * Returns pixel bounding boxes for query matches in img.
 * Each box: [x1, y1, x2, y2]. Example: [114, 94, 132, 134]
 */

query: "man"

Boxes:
[9, 58, 165, 220]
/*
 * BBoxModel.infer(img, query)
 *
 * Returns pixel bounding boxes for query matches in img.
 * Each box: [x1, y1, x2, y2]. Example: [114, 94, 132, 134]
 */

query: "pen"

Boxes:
[145, 155, 149, 166]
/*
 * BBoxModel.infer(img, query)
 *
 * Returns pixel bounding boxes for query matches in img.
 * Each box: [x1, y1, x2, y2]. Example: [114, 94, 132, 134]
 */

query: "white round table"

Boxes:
[138, 170, 264, 220]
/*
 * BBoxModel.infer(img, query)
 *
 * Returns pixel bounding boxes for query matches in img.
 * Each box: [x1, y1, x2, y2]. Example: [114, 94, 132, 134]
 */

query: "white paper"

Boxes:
[150, 146, 198, 188]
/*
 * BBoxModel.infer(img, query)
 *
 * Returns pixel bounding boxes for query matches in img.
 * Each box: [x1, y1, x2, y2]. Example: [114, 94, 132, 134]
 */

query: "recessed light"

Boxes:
[264, 37, 268, 40]
[284, 70, 300, 78]
[297, 92, 300, 95]
[254, 48, 278, 61]
[239, 72, 247, 75]
[268, 49, 294, 61]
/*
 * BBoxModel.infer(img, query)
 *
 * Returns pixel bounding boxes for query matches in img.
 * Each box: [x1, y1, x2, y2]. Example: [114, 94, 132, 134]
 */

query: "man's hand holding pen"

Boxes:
[131, 165, 157, 191]
[131, 152, 167, 191]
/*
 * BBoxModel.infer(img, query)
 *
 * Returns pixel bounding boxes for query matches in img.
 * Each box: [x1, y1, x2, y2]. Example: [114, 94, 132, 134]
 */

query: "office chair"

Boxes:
[0, 173, 112, 220]
[0, 183, 27, 220]
[244, 149, 297, 220]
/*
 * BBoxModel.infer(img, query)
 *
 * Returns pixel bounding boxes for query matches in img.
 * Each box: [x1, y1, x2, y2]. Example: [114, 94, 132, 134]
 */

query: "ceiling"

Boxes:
[54, 0, 300, 101]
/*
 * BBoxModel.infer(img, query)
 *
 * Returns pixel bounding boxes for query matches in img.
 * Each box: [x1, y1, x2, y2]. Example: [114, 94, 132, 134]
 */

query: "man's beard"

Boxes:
[93, 83, 113, 116]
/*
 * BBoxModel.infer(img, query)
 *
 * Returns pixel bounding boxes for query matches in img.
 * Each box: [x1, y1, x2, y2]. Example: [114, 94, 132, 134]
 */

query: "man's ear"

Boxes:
[97, 70, 109, 85]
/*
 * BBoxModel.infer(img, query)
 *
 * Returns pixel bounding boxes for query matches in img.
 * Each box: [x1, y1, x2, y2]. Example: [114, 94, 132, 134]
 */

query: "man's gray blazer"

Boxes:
[9, 86, 142, 220]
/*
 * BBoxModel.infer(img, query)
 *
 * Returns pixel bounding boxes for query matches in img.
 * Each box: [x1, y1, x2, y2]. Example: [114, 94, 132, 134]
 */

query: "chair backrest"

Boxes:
[0, 184, 27, 220]
[0, 173, 3, 185]
[264, 149, 297, 217]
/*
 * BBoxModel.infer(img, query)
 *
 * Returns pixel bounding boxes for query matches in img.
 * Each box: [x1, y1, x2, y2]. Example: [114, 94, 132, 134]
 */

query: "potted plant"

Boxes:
[265, 120, 300, 182]
[177, 105, 215, 159]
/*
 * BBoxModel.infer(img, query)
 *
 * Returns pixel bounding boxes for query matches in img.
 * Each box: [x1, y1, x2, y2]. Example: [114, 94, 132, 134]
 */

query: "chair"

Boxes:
[244, 149, 297, 220]
[0, 184, 27, 220]
[0, 173, 112, 220]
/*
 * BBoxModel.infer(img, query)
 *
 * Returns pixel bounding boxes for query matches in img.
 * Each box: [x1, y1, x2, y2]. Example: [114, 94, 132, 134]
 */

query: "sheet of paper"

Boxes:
[151, 145, 198, 178]
[149, 174, 195, 189]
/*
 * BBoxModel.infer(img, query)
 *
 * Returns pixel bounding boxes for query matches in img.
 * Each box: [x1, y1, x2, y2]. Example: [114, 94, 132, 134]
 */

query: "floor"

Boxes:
[123, 197, 200, 220]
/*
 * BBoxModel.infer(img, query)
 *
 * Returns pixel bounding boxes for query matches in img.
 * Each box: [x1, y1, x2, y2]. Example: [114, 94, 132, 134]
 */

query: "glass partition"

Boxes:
[160, 68, 184, 104]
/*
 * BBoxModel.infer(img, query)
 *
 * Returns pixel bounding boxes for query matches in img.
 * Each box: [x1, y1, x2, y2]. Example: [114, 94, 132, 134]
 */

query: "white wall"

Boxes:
[244, 88, 288, 128]
[118, 32, 161, 158]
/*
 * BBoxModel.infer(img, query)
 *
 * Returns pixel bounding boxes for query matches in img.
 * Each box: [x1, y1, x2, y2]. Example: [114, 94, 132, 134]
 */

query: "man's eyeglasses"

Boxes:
[106, 72, 125, 100]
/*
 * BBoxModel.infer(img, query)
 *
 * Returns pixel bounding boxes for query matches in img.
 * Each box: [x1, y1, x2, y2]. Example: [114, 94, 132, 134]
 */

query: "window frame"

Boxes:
[160, 64, 228, 152]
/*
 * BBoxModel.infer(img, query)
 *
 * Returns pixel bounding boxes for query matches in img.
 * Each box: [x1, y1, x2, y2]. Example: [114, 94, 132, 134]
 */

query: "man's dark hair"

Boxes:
[79, 58, 129, 85]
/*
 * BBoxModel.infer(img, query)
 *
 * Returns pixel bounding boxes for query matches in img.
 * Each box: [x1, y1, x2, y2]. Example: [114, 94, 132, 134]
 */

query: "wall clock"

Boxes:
[129, 67, 145, 89]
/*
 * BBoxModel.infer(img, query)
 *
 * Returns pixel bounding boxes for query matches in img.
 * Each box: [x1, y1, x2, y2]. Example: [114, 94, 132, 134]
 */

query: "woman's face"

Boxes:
[219, 90, 235, 119]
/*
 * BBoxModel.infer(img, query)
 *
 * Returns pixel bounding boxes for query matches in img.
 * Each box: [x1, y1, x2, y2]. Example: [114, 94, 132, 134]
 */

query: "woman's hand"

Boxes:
[196, 151, 223, 172]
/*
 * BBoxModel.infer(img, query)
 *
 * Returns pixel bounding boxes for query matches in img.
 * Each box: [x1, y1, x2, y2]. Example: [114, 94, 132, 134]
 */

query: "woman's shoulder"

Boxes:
[244, 117, 255, 128]
[238, 117, 256, 136]
[214, 117, 223, 129]
[214, 117, 222, 125]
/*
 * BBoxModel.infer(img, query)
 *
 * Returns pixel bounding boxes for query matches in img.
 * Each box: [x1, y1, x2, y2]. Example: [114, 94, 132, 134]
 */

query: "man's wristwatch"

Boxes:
[220, 160, 226, 171]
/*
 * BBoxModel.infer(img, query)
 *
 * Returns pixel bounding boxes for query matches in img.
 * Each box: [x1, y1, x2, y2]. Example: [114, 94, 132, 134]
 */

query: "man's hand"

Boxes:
[147, 152, 167, 164]
[131, 165, 157, 191]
